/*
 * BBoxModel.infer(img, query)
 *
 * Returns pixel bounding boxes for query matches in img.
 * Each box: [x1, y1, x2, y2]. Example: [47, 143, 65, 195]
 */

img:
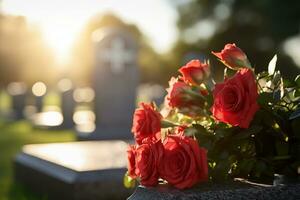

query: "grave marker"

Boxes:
[32, 81, 47, 113]
[7, 82, 27, 120]
[77, 28, 139, 140]
[58, 79, 75, 129]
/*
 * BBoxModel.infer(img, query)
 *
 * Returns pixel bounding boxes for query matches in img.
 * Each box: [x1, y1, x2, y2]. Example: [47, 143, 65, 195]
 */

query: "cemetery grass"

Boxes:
[0, 119, 75, 200]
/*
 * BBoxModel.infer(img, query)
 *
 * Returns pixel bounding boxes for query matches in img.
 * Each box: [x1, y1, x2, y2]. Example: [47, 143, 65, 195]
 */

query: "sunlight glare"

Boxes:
[1, 0, 87, 65]
[2, 0, 178, 66]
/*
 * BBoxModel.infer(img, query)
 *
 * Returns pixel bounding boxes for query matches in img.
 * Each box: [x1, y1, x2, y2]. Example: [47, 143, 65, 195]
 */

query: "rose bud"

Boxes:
[211, 68, 259, 128]
[166, 77, 197, 109]
[212, 43, 251, 70]
[179, 59, 210, 86]
[134, 140, 164, 187]
[132, 103, 162, 145]
[159, 135, 208, 189]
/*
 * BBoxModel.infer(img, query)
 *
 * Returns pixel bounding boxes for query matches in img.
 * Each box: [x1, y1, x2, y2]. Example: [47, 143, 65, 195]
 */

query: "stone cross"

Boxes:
[101, 37, 135, 74]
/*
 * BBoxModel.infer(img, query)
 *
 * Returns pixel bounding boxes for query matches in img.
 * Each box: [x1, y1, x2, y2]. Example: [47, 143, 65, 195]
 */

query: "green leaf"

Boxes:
[215, 127, 235, 139]
[291, 118, 300, 139]
[268, 54, 277, 75]
[295, 75, 300, 87]
[258, 92, 273, 105]
[123, 172, 136, 189]
[257, 71, 270, 79]
[289, 108, 300, 120]
[184, 127, 198, 137]
[272, 155, 291, 161]
[202, 140, 213, 150]
[192, 124, 210, 135]
[161, 120, 178, 128]
[273, 78, 284, 101]
[214, 160, 231, 180]
[283, 79, 296, 88]
[205, 92, 213, 107]
[238, 159, 255, 175]
[219, 151, 229, 160]
[293, 89, 300, 98]
[272, 71, 281, 87]
[224, 67, 236, 79]
[233, 125, 263, 140]
[275, 141, 289, 156]
[254, 160, 267, 178]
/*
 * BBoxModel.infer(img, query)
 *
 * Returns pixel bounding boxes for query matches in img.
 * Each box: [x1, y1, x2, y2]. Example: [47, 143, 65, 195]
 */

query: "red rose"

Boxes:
[179, 60, 210, 85]
[127, 145, 137, 178]
[211, 68, 259, 128]
[135, 140, 164, 187]
[159, 135, 208, 189]
[132, 103, 162, 144]
[212, 43, 251, 69]
[166, 77, 191, 108]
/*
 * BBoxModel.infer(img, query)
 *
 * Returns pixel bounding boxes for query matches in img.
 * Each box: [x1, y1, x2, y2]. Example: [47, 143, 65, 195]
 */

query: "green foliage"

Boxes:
[295, 75, 300, 87]
[163, 56, 300, 183]
[169, 0, 300, 84]
[0, 120, 75, 200]
[0, 15, 55, 85]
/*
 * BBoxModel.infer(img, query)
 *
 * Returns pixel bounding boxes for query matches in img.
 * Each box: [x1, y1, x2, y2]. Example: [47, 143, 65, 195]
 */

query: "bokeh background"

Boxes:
[0, 0, 299, 86]
[0, 0, 300, 199]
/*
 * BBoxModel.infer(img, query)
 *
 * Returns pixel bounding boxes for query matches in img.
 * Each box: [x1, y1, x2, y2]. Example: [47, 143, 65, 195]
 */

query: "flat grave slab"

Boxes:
[15, 141, 132, 200]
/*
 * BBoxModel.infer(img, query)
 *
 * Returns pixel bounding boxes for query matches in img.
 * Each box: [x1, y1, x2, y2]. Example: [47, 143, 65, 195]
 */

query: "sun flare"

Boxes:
[42, 23, 81, 64]
[1, 0, 177, 65]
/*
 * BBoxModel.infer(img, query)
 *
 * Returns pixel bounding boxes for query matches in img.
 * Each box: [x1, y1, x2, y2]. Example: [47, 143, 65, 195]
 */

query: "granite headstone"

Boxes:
[7, 82, 27, 120]
[58, 79, 75, 129]
[77, 27, 139, 140]
[31, 81, 48, 113]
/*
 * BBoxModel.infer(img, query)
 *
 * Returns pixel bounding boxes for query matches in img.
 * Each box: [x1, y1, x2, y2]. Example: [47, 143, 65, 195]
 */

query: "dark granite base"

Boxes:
[128, 181, 300, 200]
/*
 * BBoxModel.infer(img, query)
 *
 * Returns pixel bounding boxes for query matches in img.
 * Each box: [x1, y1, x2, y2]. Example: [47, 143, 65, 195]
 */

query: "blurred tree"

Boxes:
[71, 13, 166, 85]
[0, 14, 55, 86]
[168, 0, 300, 81]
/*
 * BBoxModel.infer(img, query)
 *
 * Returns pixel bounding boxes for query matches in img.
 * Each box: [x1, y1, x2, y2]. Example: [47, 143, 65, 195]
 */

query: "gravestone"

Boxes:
[58, 79, 75, 129]
[32, 81, 47, 113]
[30, 79, 75, 129]
[77, 27, 139, 140]
[7, 82, 27, 120]
[15, 141, 132, 200]
[35, 96, 43, 113]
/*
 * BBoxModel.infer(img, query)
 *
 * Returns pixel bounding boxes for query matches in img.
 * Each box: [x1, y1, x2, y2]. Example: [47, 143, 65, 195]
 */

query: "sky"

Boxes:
[1, 0, 179, 64]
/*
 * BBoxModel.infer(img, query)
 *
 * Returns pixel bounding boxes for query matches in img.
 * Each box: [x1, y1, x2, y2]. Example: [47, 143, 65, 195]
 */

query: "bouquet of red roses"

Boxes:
[125, 44, 300, 189]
